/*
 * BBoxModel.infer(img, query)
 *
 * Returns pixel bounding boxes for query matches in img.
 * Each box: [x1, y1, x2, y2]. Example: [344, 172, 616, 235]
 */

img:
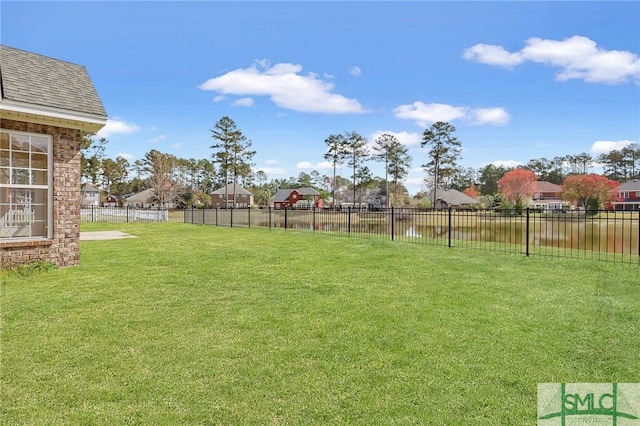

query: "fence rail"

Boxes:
[81, 206, 168, 223]
[183, 207, 640, 265]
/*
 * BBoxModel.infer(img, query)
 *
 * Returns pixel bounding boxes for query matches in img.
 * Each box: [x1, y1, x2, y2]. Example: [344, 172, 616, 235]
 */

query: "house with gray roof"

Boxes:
[1, 45, 107, 268]
[612, 179, 640, 211]
[423, 188, 481, 209]
[211, 183, 254, 208]
[272, 187, 323, 209]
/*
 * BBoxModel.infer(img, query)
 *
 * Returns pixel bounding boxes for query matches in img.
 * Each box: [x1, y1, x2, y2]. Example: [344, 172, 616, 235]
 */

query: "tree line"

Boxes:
[81, 116, 639, 208]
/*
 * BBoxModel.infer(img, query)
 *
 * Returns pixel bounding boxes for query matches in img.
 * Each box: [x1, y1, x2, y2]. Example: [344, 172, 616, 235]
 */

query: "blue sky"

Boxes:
[2, 1, 639, 194]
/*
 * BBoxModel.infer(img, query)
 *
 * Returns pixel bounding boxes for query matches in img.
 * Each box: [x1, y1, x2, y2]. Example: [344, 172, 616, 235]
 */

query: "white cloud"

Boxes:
[265, 159, 279, 165]
[199, 62, 367, 114]
[256, 166, 286, 176]
[213, 95, 226, 102]
[470, 108, 510, 126]
[117, 152, 135, 160]
[146, 135, 167, 144]
[393, 102, 509, 127]
[296, 161, 333, 170]
[464, 35, 640, 84]
[393, 102, 468, 127]
[369, 130, 421, 147]
[349, 66, 362, 77]
[590, 140, 637, 154]
[463, 44, 523, 68]
[96, 119, 139, 138]
[232, 97, 254, 107]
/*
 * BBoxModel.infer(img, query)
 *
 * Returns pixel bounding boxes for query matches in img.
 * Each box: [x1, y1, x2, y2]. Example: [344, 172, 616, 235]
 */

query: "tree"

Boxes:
[101, 156, 129, 194]
[497, 168, 537, 203]
[478, 164, 510, 195]
[372, 133, 412, 208]
[463, 184, 480, 198]
[343, 131, 368, 205]
[143, 149, 179, 208]
[323, 133, 348, 208]
[81, 136, 107, 185]
[562, 174, 619, 211]
[421, 121, 462, 207]
[210, 116, 255, 207]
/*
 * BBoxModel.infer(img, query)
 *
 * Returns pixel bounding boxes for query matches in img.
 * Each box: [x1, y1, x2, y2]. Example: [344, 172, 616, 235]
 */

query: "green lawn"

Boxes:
[1, 222, 638, 425]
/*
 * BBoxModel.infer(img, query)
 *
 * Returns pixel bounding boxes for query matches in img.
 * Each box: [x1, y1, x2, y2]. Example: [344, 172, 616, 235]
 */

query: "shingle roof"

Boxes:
[426, 188, 480, 205]
[619, 179, 640, 191]
[535, 181, 562, 192]
[211, 183, 254, 195]
[272, 187, 320, 202]
[0, 45, 107, 118]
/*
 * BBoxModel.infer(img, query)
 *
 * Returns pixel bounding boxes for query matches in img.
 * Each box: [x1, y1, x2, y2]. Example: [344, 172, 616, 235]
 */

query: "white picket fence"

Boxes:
[81, 207, 168, 223]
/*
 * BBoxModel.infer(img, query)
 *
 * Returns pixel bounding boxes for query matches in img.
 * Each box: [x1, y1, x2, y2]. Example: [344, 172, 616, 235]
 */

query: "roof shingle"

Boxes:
[0, 45, 107, 118]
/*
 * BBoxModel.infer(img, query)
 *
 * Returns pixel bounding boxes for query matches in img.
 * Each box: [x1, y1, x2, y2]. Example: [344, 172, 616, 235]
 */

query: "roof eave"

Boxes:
[0, 100, 107, 133]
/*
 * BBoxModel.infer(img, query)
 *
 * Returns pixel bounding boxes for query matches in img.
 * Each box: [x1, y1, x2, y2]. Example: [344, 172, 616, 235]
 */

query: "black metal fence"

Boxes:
[182, 207, 640, 265]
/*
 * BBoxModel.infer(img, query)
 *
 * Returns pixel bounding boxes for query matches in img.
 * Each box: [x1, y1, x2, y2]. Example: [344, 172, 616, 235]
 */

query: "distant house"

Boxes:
[423, 188, 480, 209]
[81, 183, 103, 207]
[272, 187, 323, 209]
[612, 179, 640, 211]
[211, 183, 254, 208]
[121, 189, 155, 209]
[103, 194, 119, 207]
[1, 45, 107, 268]
[529, 181, 568, 211]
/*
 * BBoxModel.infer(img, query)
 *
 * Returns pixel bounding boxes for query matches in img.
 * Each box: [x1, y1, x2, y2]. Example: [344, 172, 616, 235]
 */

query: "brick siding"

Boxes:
[0, 118, 83, 268]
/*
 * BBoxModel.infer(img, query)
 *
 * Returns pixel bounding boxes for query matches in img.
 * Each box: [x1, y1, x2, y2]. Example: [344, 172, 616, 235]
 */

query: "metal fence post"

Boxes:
[391, 207, 394, 241]
[230, 207, 234, 227]
[312, 206, 316, 232]
[215, 207, 218, 227]
[525, 207, 530, 256]
[248, 206, 251, 228]
[348, 207, 351, 234]
[448, 207, 452, 247]
[284, 207, 288, 229]
[126, 206, 130, 223]
[269, 207, 272, 229]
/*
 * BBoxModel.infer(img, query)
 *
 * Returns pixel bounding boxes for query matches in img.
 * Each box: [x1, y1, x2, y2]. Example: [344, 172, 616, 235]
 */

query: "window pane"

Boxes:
[0, 133, 9, 150]
[0, 153, 8, 167]
[31, 170, 48, 185]
[32, 153, 47, 170]
[0, 168, 8, 184]
[32, 189, 47, 204]
[31, 137, 48, 154]
[12, 169, 31, 185]
[12, 151, 30, 168]
[11, 135, 29, 151]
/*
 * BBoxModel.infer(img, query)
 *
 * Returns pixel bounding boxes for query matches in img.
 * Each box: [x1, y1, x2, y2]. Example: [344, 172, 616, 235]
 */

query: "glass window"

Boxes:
[0, 130, 52, 240]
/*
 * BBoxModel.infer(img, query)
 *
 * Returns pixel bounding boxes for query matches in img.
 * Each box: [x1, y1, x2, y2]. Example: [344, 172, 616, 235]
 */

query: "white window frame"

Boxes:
[0, 129, 53, 240]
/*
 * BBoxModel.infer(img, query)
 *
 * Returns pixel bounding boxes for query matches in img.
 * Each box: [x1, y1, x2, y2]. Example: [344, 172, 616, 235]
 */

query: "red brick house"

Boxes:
[612, 179, 640, 211]
[211, 183, 254, 208]
[1, 45, 107, 268]
[272, 187, 323, 209]
[528, 181, 568, 210]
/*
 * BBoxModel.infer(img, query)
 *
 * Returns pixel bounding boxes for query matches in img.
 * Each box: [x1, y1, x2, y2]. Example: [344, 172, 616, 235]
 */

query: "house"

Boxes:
[529, 181, 568, 211]
[272, 187, 323, 209]
[423, 188, 481, 209]
[102, 194, 119, 207]
[612, 179, 640, 211]
[121, 188, 155, 209]
[81, 183, 103, 207]
[1, 45, 107, 268]
[211, 183, 254, 208]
